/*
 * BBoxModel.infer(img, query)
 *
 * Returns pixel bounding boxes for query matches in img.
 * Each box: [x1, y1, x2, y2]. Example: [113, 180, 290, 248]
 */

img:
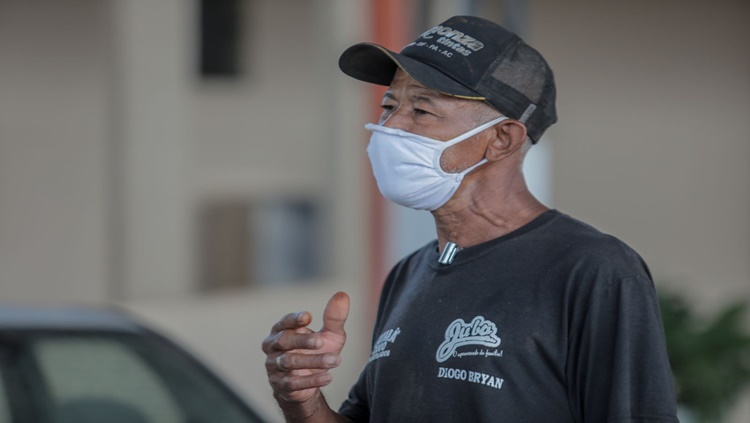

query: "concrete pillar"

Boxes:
[110, 0, 193, 299]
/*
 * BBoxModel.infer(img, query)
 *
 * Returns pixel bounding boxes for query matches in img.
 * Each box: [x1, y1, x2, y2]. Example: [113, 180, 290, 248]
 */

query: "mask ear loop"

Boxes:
[442, 116, 508, 147]
[434, 116, 508, 177]
[379, 109, 395, 126]
[453, 158, 489, 181]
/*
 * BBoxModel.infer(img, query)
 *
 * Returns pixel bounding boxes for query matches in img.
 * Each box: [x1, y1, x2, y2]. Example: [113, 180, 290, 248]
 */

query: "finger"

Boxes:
[262, 326, 314, 354]
[270, 311, 312, 335]
[274, 331, 323, 352]
[266, 353, 340, 373]
[321, 291, 350, 336]
[271, 371, 333, 393]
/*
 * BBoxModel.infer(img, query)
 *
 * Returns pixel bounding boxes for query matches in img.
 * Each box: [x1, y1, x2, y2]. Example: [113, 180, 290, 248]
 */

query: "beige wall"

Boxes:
[0, 1, 371, 421]
[192, 1, 329, 198]
[0, 0, 111, 302]
[531, 0, 750, 310]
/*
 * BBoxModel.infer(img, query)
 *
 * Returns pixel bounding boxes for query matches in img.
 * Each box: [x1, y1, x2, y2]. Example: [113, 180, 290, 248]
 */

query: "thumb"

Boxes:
[321, 291, 350, 336]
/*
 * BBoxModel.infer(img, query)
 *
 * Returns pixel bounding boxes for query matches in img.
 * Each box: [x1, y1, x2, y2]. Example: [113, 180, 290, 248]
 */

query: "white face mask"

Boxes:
[365, 116, 507, 211]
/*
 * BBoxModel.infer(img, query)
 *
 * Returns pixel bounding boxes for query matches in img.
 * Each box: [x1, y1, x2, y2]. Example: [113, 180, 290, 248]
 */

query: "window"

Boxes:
[35, 337, 183, 423]
[199, 197, 326, 290]
[198, 0, 245, 78]
[0, 333, 262, 423]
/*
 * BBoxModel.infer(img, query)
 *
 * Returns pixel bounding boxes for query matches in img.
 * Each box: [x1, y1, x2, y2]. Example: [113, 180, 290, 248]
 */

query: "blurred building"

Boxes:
[0, 0, 747, 421]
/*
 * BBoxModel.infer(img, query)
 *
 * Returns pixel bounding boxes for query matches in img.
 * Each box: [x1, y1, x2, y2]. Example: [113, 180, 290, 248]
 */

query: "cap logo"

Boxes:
[415, 25, 485, 57]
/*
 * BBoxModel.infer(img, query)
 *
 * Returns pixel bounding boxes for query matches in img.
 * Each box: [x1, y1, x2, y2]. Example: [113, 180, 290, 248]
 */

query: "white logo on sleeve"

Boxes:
[436, 316, 501, 363]
[369, 327, 401, 362]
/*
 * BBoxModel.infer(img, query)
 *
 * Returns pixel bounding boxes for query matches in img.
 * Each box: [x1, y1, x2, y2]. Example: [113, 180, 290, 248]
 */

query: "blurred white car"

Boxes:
[0, 306, 266, 423]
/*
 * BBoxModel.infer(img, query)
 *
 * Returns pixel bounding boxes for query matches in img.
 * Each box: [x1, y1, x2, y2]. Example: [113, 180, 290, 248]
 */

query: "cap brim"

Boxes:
[338, 43, 485, 100]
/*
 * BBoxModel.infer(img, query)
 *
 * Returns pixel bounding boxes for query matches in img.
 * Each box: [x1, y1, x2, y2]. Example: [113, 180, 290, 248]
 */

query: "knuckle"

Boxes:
[264, 356, 277, 372]
[270, 312, 299, 334]
[261, 336, 273, 353]
[268, 374, 285, 390]
[276, 331, 292, 348]
[281, 312, 301, 326]
[261, 333, 281, 353]
[270, 322, 282, 333]
[280, 376, 298, 391]
[279, 331, 307, 350]
[277, 354, 288, 369]
[287, 353, 310, 370]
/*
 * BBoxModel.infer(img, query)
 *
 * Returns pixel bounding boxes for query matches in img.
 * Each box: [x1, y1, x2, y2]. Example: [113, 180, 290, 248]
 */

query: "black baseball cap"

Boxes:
[338, 16, 557, 143]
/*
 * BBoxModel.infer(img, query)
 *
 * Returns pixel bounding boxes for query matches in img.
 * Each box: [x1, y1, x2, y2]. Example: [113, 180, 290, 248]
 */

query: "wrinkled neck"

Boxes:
[432, 166, 548, 251]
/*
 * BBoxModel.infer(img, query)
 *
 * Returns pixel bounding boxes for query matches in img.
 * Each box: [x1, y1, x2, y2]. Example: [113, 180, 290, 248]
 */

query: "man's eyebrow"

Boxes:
[412, 95, 437, 105]
[410, 89, 442, 105]
[381, 89, 442, 105]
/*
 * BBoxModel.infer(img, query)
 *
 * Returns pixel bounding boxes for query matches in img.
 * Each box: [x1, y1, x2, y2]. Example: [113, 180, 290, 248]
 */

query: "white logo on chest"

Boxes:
[436, 316, 501, 363]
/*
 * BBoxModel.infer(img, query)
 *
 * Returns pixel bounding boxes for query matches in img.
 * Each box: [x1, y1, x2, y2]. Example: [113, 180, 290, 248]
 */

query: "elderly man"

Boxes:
[262, 16, 678, 422]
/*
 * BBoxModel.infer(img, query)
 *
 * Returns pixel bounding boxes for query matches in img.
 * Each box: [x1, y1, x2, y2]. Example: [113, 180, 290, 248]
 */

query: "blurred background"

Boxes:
[0, 0, 747, 421]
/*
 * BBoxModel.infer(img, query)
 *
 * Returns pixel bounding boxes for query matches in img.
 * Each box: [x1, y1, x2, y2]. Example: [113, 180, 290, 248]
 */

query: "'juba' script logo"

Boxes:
[436, 316, 501, 363]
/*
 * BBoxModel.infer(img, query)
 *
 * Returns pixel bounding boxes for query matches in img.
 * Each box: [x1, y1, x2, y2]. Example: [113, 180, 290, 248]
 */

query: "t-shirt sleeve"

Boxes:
[567, 275, 679, 422]
[338, 367, 370, 423]
[338, 259, 409, 422]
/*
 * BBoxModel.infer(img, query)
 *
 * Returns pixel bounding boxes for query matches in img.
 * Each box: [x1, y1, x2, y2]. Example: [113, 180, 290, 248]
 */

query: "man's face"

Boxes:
[379, 69, 496, 173]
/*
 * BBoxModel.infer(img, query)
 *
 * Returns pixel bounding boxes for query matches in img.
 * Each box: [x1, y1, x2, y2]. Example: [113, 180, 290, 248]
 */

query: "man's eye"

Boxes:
[380, 104, 395, 111]
[414, 108, 431, 115]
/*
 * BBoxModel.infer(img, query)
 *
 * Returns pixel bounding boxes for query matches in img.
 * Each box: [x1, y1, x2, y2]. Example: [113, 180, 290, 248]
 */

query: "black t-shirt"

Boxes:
[339, 210, 678, 422]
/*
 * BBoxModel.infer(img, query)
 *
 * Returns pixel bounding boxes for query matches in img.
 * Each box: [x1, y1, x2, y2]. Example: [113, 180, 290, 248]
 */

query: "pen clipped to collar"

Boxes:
[438, 241, 461, 265]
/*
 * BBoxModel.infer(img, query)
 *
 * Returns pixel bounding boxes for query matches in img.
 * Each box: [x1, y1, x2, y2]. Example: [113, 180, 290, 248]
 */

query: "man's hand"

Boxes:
[262, 292, 350, 406]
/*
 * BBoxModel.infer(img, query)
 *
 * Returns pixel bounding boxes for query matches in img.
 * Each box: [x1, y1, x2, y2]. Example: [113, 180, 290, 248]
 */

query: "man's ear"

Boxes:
[485, 120, 528, 161]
